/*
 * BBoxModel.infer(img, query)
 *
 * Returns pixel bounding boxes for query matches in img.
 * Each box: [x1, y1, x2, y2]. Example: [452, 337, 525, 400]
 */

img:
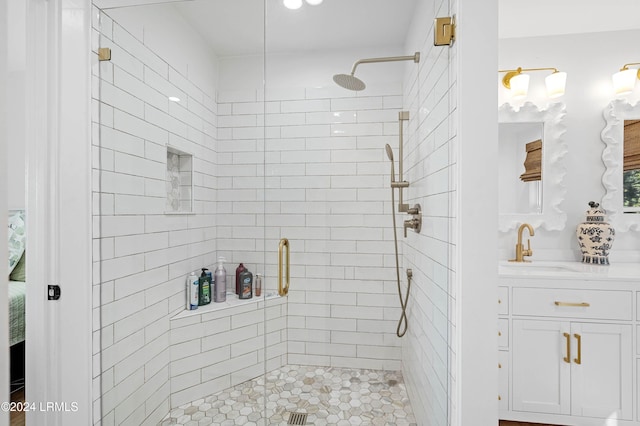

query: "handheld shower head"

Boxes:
[385, 144, 396, 183]
[385, 143, 394, 161]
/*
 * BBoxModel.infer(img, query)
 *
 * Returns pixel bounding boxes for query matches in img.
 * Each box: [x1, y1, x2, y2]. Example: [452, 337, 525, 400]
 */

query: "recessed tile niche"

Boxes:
[165, 146, 193, 214]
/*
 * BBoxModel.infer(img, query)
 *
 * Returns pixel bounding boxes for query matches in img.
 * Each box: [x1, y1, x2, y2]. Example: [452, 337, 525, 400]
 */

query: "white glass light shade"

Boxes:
[510, 73, 530, 99]
[283, 0, 302, 9]
[545, 71, 567, 98]
[305, 0, 323, 4]
[613, 68, 637, 95]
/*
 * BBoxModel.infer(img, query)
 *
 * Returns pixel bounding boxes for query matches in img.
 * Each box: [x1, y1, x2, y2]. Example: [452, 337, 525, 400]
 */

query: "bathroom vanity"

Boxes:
[498, 261, 640, 426]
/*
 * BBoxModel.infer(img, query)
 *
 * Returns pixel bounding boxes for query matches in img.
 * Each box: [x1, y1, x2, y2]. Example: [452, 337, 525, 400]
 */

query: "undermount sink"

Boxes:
[499, 262, 580, 273]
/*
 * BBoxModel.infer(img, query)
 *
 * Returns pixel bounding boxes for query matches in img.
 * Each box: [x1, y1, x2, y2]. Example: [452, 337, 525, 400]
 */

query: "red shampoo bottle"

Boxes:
[235, 263, 245, 295]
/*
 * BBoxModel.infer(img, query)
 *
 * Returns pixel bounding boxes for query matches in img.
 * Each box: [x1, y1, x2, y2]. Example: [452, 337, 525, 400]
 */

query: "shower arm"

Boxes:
[349, 52, 420, 76]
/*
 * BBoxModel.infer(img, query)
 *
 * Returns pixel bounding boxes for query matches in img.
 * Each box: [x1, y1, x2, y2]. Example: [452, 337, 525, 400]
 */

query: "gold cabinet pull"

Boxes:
[554, 301, 590, 307]
[574, 333, 582, 365]
[278, 238, 290, 296]
[498, 363, 502, 369]
[498, 299, 502, 304]
[498, 395, 502, 401]
[563, 332, 571, 363]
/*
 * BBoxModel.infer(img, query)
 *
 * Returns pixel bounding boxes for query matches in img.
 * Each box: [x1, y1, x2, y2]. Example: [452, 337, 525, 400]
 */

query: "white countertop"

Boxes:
[498, 260, 640, 281]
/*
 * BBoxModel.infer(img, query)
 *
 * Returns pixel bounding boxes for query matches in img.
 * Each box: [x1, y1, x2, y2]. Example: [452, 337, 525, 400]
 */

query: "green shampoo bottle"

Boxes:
[199, 268, 211, 305]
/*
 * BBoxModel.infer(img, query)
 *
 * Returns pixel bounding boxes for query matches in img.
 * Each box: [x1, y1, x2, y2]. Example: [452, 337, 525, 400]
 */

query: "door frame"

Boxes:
[1, 0, 10, 424]
[455, 0, 499, 425]
[24, 0, 93, 424]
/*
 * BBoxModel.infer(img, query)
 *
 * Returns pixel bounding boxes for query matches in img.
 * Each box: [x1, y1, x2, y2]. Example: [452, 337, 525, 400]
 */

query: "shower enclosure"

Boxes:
[93, 0, 452, 424]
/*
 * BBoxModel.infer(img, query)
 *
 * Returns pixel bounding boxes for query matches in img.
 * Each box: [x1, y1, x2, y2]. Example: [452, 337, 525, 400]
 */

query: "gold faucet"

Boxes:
[510, 223, 534, 262]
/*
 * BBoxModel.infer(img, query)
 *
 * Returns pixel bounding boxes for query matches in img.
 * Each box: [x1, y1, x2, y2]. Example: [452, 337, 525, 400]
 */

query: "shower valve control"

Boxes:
[407, 206, 420, 215]
[403, 204, 422, 238]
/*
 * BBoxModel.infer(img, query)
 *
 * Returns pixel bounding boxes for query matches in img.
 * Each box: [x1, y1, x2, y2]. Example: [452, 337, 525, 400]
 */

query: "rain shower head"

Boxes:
[334, 52, 420, 91]
[333, 74, 366, 91]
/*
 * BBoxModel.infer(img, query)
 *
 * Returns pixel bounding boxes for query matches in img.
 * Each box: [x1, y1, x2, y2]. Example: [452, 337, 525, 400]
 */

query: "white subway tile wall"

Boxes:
[400, 0, 456, 425]
[217, 84, 404, 373]
[93, 9, 217, 426]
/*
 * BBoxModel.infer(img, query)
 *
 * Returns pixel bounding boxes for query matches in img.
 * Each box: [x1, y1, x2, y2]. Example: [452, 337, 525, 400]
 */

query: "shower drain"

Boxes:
[287, 411, 308, 425]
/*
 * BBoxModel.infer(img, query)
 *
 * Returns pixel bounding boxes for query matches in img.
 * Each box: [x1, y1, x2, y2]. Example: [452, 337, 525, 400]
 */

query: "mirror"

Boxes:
[498, 102, 567, 232]
[499, 121, 543, 214]
[601, 99, 640, 231]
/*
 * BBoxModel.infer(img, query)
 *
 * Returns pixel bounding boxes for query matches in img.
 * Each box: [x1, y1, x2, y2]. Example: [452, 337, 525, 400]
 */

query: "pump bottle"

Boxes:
[214, 257, 227, 302]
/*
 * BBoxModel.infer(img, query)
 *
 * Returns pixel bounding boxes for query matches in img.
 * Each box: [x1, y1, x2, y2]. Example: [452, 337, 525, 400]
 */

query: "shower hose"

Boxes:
[390, 185, 411, 338]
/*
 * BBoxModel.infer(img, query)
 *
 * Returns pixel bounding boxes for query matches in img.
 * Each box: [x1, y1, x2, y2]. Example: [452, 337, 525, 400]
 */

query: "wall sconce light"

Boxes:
[612, 63, 640, 95]
[499, 67, 567, 99]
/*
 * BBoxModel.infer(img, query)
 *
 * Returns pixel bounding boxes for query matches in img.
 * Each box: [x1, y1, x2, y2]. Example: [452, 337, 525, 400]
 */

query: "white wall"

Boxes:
[7, 81, 25, 211]
[93, 5, 218, 425]
[499, 29, 640, 262]
[219, 48, 406, 92]
[107, 4, 218, 99]
[7, 0, 26, 210]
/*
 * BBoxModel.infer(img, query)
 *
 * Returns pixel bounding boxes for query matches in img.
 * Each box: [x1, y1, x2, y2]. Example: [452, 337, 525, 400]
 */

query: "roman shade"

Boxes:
[624, 119, 640, 171]
[520, 139, 542, 182]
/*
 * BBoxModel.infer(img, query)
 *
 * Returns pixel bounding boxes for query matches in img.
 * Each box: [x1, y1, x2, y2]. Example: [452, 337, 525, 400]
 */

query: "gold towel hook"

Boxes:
[278, 238, 290, 296]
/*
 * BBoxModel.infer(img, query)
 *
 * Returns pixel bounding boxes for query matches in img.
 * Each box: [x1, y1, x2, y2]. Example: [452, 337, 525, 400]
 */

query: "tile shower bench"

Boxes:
[169, 293, 287, 407]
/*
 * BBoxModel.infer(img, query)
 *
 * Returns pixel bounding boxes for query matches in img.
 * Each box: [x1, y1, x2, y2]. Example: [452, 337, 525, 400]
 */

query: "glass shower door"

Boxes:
[260, 1, 450, 424]
[93, 1, 269, 424]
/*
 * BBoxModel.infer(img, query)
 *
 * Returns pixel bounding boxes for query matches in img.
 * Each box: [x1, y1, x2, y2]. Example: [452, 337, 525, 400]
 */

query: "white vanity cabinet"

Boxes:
[498, 269, 639, 426]
[512, 319, 632, 418]
[512, 319, 570, 415]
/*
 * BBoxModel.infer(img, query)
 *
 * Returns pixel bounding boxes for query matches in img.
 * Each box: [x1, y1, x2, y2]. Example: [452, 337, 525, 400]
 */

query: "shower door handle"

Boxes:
[278, 238, 290, 296]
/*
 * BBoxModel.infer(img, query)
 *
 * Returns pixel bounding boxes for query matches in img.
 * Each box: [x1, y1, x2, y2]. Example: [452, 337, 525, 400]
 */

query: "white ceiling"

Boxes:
[179, 0, 417, 56]
[498, 0, 640, 39]
[96, 0, 418, 57]
[94, 0, 640, 57]
[94, 0, 192, 8]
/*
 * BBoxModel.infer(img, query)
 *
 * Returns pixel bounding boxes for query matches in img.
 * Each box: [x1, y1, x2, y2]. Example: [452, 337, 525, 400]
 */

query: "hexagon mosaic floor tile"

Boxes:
[160, 364, 417, 426]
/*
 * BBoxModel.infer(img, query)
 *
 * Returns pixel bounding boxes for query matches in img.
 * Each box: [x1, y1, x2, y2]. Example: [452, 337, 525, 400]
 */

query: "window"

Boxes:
[624, 120, 640, 210]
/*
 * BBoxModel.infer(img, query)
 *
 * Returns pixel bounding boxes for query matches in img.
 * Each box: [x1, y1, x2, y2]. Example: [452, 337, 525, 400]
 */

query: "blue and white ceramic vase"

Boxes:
[576, 201, 615, 265]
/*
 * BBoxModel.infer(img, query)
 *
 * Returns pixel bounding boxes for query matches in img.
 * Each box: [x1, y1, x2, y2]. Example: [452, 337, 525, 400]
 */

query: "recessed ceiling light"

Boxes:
[305, 0, 323, 5]
[283, 0, 302, 9]
[169, 96, 181, 102]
